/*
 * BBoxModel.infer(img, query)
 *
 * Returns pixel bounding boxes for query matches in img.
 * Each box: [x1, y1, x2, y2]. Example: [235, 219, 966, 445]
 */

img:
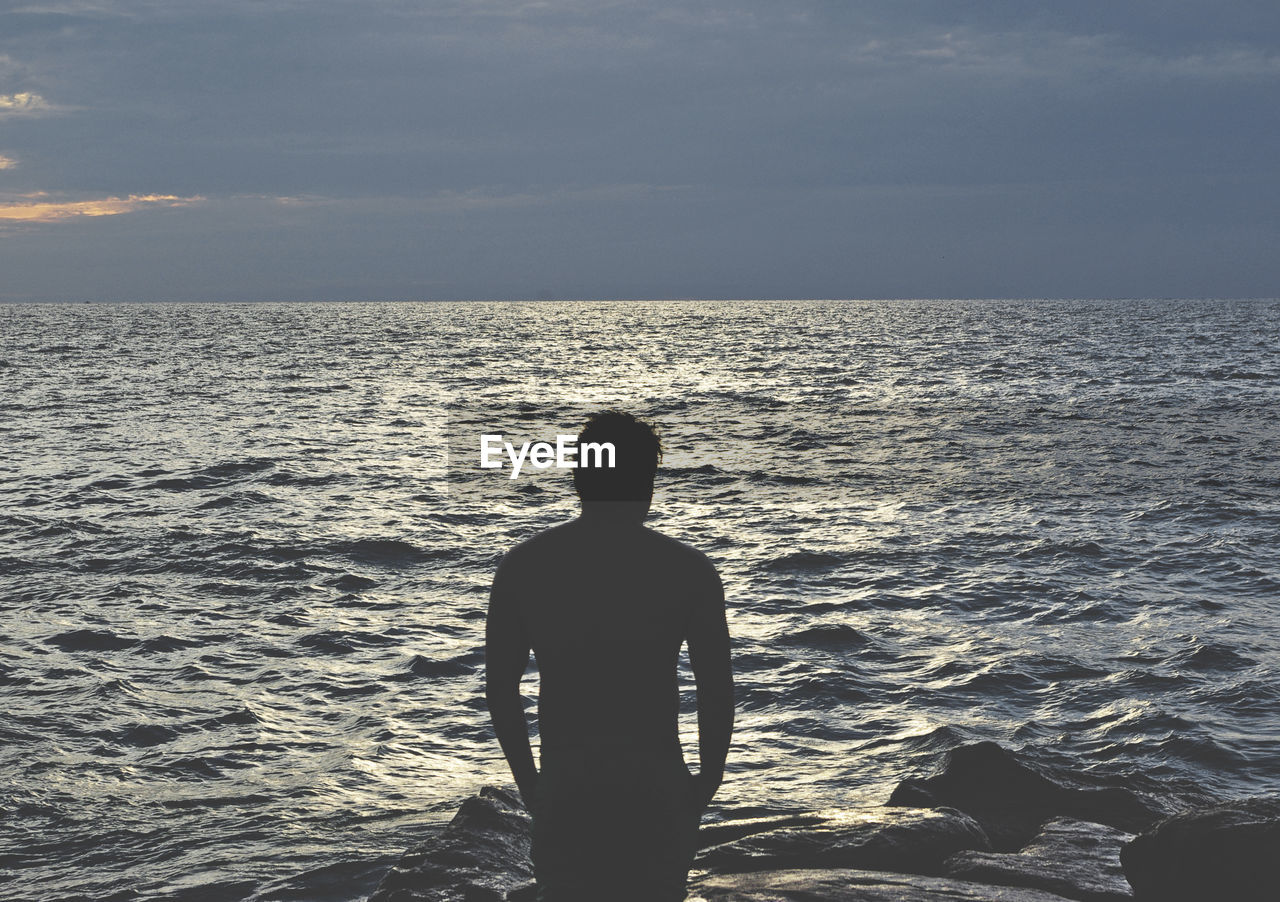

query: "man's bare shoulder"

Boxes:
[498, 520, 719, 578]
[495, 521, 577, 573]
[640, 526, 723, 582]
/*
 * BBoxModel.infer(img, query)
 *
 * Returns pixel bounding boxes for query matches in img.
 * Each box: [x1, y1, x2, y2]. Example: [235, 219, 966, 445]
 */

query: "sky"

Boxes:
[1, 1, 1277, 301]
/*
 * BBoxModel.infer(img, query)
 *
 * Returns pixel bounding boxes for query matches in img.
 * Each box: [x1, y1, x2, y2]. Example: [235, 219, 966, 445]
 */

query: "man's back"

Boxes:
[494, 518, 720, 751]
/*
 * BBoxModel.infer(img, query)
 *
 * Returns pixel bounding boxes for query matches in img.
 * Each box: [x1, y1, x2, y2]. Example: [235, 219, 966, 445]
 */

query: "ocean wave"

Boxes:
[756, 472, 823, 486]
[333, 538, 444, 565]
[1147, 731, 1252, 767]
[763, 550, 848, 572]
[1196, 678, 1280, 715]
[0, 665, 33, 687]
[297, 630, 401, 656]
[91, 678, 147, 698]
[895, 725, 975, 754]
[135, 635, 206, 654]
[954, 667, 1046, 694]
[202, 459, 277, 478]
[664, 464, 725, 476]
[395, 654, 476, 679]
[197, 491, 276, 510]
[45, 629, 138, 652]
[1013, 538, 1108, 559]
[161, 791, 273, 809]
[326, 573, 380, 592]
[105, 724, 181, 748]
[777, 623, 873, 649]
[262, 470, 343, 487]
[1171, 642, 1258, 671]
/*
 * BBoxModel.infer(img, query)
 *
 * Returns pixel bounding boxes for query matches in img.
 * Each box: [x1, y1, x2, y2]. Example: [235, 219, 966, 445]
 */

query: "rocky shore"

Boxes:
[368, 743, 1279, 902]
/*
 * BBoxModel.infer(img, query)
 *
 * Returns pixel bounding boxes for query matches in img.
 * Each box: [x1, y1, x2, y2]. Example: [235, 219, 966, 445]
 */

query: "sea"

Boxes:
[2, 299, 1278, 901]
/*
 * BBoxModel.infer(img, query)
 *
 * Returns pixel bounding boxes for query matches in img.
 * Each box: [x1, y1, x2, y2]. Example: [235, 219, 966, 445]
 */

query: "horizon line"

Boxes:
[3, 296, 1278, 305]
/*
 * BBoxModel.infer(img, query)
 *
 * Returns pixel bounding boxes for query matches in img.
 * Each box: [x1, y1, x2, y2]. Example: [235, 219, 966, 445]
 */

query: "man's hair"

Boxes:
[572, 410, 662, 502]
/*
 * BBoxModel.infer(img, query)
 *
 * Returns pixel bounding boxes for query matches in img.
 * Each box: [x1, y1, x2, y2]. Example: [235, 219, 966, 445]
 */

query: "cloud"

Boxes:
[0, 91, 52, 114]
[0, 192, 202, 222]
[845, 28, 1280, 81]
[0, 1, 1277, 298]
[0, 154, 16, 169]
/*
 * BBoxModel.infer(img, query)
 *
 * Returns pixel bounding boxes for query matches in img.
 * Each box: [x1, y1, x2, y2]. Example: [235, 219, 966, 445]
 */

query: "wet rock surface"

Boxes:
[369, 747, 1252, 902]
[1120, 796, 1280, 901]
[692, 868, 1078, 901]
[944, 817, 1134, 902]
[367, 785, 534, 902]
[888, 742, 1176, 850]
[696, 812, 831, 848]
[696, 806, 990, 876]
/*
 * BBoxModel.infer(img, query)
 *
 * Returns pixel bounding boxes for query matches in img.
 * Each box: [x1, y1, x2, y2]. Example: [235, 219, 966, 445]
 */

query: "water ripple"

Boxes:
[2, 299, 1278, 901]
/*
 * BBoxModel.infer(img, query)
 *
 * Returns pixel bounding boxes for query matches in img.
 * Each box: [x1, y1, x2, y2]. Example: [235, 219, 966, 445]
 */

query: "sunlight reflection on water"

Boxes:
[2, 299, 1279, 900]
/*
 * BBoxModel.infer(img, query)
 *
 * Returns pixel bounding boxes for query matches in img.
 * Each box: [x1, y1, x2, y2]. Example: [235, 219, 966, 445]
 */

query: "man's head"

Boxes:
[572, 410, 662, 506]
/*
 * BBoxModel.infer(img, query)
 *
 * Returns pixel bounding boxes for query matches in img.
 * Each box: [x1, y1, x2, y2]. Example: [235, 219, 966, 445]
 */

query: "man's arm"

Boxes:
[686, 558, 733, 809]
[485, 554, 538, 809]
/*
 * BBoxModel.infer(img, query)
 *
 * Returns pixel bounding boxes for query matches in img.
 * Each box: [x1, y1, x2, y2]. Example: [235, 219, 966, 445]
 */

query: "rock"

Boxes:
[367, 785, 534, 902]
[1120, 796, 1280, 901]
[888, 743, 1173, 850]
[692, 867, 1079, 901]
[944, 817, 1134, 902]
[697, 812, 832, 849]
[696, 806, 990, 876]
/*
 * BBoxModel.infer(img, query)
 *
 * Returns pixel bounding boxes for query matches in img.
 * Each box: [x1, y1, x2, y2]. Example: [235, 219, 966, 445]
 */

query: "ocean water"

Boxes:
[2, 299, 1279, 901]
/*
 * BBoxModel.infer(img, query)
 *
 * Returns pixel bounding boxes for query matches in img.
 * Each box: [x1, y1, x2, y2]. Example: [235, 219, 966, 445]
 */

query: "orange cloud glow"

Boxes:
[0, 193, 204, 222]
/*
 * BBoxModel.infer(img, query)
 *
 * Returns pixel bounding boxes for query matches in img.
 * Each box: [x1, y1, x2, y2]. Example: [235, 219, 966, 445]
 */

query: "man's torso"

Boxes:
[502, 519, 708, 753]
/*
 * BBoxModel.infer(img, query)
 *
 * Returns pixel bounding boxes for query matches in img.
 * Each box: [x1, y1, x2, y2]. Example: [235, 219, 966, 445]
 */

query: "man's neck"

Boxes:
[578, 500, 650, 526]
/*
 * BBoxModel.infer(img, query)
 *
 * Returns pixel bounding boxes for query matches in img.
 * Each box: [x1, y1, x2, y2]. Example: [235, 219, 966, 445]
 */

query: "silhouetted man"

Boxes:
[486, 411, 733, 902]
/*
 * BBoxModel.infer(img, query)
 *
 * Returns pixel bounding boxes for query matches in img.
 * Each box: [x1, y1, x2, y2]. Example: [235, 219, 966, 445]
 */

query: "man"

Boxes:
[486, 411, 733, 902]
